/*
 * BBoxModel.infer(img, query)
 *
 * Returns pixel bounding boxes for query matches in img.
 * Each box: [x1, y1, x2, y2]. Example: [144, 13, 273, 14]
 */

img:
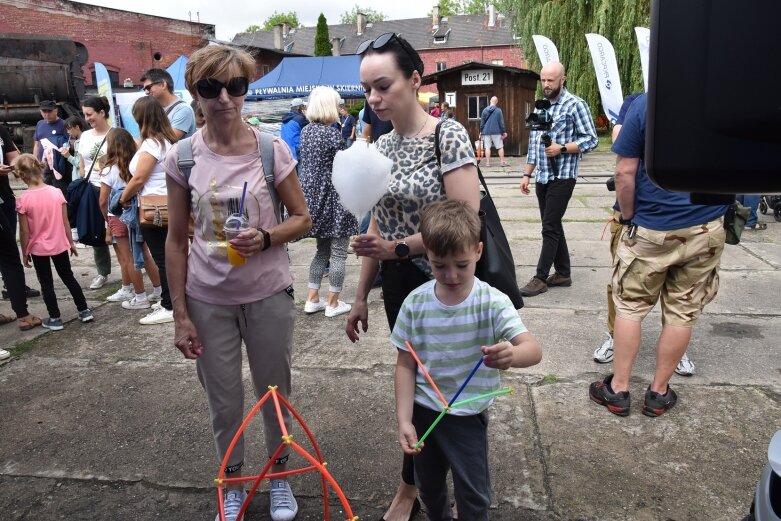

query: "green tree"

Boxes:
[261, 11, 300, 32]
[339, 5, 387, 25]
[462, 0, 490, 14]
[314, 13, 332, 56]
[431, 0, 464, 16]
[244, 24, 261, 33]
[496, 0, 650, 118]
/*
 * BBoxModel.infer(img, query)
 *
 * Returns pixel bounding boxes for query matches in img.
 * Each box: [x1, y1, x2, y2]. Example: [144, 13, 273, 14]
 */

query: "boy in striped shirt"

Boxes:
[391, 200, 542, 521]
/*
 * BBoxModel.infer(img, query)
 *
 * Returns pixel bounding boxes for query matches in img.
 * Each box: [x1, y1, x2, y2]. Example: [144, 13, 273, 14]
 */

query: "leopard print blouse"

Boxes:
[374, 118, 477, 276]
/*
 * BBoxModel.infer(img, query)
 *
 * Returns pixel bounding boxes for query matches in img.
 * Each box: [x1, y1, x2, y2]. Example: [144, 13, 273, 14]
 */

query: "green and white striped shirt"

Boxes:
[391, 278, 527, 415]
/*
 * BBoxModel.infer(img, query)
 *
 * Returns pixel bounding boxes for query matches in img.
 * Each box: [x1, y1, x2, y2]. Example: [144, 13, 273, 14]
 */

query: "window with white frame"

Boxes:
[436, 62, 447, 71]
[467, 95, 489, 120]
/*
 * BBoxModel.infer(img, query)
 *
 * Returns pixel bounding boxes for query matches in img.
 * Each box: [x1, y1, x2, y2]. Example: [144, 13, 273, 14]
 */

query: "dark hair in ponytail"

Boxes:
[82, 95, 111, 117]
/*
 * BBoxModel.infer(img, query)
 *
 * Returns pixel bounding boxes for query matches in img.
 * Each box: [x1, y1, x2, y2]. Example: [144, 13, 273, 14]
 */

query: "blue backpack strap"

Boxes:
[258, 130, 283, 224]
[177, 137, 195, 183]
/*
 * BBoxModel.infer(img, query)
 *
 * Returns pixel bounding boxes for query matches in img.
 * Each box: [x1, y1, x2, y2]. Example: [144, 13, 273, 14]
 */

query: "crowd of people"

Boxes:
[0, 30, 764, 521]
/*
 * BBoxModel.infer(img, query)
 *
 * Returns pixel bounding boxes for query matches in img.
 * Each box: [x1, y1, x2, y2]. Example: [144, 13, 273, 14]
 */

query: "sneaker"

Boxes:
[303, 298, 327, 314]
[0, 348, 10, 360]
[215, 489, 247, 521]
[269, 479, 298, 521]
[519, 277, 548, 297]
[589, 374, 631, 416]
[324, 300, 351, 318]
[593, 333, 614, 363]
[79, 309, 94, 323]
[546, 273, 572, 287]
[42, 317, 64, 331]
[106, 287, 134, 302]
[642, 386, 678, 417]
[89, 275, 108, 290]
[139, 305, 174, 325]
[148, 292, 162, 303]
[674, 353, 695, 376]
[122, 295, 151, 310]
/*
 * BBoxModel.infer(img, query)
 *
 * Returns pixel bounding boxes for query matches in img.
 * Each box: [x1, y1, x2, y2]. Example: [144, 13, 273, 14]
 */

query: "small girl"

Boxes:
[15, 154, 94, 330]
[99, 128, 161, 309]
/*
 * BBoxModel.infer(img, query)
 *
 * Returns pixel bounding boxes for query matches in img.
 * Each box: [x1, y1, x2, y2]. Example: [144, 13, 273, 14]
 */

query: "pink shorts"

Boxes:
[107, 215, 128, 238]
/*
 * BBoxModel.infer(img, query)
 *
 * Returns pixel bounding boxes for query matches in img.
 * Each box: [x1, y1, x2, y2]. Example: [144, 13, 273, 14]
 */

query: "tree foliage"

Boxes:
[244, 24, 261, 33]
[432, 0, 463, 17]
[261, 11, 301, 32]
[429, 0, 490, 16]
[314, 13, 332, 56]
[496, 0, 651, 117]
[339, 5, 387, 25]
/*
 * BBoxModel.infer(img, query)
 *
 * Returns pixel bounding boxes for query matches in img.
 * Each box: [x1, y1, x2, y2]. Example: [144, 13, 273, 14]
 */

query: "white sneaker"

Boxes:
[269, 479, 298, 521]
[89, 275, 108, 289]
[148, 287, 162, 303]
[303, 298, 327, 314]
[122, 295, 151, 310]
[106, 287, 134, 302]
[324, 300, 351, 318]
[593, 332, 614, 363]
[139, 306, 174, 325]
[214, 489, 247, 521]
[0, 348, 10, 361]
[674, 353, 695, 376]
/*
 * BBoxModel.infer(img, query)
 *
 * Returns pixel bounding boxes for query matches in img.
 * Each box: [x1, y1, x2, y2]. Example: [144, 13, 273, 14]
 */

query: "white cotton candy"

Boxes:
[332, 140, 393, 218]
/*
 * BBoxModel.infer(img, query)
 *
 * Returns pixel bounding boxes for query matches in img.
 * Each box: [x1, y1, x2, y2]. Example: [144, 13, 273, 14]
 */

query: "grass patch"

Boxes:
[8, 336, 46, 356]
[598, 135, 613, 150]
[541, 374, 558, 385]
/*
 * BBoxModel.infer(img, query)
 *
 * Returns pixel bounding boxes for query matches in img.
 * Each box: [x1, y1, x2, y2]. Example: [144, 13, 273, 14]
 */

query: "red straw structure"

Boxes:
[404, 340, 448, 408]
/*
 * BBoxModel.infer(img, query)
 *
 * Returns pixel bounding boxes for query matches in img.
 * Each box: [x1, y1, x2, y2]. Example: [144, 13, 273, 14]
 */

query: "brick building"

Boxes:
[0, 0, 214, 87]
[232, 4, 526, 93]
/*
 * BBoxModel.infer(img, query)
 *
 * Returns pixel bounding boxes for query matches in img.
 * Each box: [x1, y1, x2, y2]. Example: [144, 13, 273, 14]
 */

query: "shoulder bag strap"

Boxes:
[433, 121, 492, 198]
[165, 100, 185, 116]
[177, 137, 195, 183]
[257, 130, 282, 225]
[85, 135, 107, 182]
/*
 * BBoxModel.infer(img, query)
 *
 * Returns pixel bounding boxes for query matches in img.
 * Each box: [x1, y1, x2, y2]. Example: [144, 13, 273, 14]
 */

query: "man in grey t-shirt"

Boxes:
[140, 68, 196, 139]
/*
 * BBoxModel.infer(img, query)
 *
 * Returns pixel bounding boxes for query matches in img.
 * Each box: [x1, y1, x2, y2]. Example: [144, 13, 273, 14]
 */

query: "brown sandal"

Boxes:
[17, 315, 42, 331]
[0, 314, 14, 325]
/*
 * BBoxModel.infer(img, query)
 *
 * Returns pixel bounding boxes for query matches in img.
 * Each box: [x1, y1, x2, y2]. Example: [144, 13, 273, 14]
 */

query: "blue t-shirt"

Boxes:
[612, 94, 727, 230]
[341, 114, 355, 140]
[34, 118, 67, 160]
[164, 100, 196, 139]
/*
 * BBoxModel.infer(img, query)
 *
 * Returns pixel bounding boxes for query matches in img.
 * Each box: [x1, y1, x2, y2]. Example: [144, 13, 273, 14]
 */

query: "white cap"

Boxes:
[291, 98, 305, 107]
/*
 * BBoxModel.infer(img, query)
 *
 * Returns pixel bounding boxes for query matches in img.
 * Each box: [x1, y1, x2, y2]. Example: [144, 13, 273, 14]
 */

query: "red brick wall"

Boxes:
[0, 0, 214, 86]
[420, 45, 527, 93]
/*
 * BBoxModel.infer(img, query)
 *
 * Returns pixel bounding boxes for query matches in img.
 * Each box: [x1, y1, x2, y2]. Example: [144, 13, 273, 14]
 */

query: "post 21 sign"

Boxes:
[462, 69, 493, 85]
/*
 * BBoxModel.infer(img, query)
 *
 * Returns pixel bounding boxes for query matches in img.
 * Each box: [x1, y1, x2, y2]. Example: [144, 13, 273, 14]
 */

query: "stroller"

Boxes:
[742, 430, 781, 521]
[759, 195, 781, 222]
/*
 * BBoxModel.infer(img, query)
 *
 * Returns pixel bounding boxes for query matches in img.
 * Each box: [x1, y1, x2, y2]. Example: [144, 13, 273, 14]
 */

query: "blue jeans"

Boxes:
[736, 195, 760, 226]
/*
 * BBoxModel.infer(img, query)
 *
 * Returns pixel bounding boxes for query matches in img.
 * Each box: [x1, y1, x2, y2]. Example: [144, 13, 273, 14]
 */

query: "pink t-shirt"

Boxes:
[16, 185, 71, 256]
[163, 130, 296, 305]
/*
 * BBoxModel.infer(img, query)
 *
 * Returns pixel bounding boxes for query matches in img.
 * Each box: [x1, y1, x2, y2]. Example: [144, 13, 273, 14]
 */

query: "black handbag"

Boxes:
[434, 122, 524, 309]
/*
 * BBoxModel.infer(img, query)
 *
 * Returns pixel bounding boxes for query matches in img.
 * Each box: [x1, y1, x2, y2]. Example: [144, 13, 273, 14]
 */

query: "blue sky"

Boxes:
[75, 0, 443, 41]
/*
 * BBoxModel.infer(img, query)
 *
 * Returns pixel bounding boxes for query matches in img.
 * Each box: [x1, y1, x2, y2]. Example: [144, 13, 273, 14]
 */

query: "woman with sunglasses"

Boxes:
[78, 96, 112, 291]
[117, 96, 175, 323]
[346, 33, 480, 521]
[164, 44, 311, 521]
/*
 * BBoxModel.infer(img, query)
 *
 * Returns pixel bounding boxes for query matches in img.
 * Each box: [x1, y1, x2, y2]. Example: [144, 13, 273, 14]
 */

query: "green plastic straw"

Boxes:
[413, 388, 513, 449]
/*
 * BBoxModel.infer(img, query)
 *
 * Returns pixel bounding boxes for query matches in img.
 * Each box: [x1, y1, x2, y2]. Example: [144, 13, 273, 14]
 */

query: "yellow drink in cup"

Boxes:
[223, 214, 249, 266]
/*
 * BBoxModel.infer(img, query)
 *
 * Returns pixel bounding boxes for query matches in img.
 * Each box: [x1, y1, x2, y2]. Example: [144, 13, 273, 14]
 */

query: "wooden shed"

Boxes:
[422, 62, 539, 156]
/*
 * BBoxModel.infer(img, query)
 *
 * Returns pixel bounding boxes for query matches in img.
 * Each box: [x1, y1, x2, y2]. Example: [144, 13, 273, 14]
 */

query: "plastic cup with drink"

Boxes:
[224, 213, 249, 266]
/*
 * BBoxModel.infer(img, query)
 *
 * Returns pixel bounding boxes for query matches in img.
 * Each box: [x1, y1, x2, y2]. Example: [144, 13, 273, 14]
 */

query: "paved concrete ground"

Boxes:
[1, 150, 779, 520]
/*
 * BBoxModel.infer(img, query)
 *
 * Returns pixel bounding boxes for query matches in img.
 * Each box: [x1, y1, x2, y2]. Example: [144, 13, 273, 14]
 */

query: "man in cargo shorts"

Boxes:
[589, 93, 727, 417]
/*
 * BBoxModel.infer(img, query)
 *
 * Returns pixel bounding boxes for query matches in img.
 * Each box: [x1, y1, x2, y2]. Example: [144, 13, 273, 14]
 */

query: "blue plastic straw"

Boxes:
[236, 181, 248, 229]
[448, 357, 483, 407]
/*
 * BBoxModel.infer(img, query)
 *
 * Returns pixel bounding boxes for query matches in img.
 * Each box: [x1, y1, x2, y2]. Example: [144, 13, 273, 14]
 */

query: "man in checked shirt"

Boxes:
[520, 61, 598, 297]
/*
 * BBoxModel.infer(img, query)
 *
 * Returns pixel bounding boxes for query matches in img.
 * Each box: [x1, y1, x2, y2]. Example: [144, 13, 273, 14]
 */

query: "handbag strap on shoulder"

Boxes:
[432, 120, 491, 198]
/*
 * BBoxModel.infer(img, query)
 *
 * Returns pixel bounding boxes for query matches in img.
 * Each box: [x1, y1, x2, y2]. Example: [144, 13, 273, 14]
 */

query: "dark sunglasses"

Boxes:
[143, 81, 162, 93]
[356, 32, 420, 72]
[195, 77, 249, 99]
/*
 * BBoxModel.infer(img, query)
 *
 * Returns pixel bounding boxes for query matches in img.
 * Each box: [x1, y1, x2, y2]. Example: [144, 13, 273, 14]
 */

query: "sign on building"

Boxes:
[445, 92, 457, 107]
[461, 69, 493, 85]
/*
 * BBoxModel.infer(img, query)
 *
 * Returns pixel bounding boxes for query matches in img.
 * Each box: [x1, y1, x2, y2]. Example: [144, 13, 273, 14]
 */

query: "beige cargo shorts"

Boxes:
[612, 218, 726, 327]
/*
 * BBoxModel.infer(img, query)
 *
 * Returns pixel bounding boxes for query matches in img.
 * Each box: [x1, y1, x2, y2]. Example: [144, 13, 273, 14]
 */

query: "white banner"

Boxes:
[585, 33, 624, 124]
[532, 35, 559, 65]
[635, 27, 650, 92]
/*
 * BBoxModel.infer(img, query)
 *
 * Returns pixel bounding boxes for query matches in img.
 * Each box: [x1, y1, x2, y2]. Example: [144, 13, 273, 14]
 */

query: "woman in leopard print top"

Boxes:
[345, 32, 480, 521]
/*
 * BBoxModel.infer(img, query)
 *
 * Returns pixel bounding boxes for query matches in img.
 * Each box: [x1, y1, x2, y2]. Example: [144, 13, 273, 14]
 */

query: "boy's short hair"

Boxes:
[420, 200, 481, 256]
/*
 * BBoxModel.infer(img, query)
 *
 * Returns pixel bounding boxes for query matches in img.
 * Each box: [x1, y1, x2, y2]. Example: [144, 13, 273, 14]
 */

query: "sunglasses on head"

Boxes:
[143, 80, 162, 93]
[356, 32, 420, 72]
[195, 77, 249, 99]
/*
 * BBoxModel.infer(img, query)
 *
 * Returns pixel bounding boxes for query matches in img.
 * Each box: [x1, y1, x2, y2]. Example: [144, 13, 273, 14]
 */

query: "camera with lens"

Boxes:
[525, 99, 553, 131]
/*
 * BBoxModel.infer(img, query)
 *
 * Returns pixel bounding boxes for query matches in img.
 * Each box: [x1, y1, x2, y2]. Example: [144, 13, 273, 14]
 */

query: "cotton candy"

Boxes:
[332, 140, 393, 218]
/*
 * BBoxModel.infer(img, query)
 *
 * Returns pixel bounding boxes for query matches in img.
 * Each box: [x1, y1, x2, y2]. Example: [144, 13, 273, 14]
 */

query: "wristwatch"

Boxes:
[560, 145, 567, 154]
[394, 240, 410, 259]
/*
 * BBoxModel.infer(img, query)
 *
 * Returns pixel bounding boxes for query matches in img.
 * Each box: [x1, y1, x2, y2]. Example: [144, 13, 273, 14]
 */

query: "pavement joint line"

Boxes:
[737, 242, 780, 270]
[524, 382, 556, 514]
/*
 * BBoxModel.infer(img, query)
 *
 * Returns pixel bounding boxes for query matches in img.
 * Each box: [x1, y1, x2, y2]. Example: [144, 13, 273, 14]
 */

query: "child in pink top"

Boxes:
[15, 154, 94, 330]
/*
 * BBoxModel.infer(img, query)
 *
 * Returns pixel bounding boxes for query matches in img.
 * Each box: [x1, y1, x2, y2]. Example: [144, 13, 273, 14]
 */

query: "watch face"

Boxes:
[395, 242, 410, 258]
[560, 146, 567, 153]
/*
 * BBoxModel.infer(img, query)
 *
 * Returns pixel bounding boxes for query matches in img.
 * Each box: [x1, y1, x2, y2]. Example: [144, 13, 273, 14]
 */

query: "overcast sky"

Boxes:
[74, 0, 444, 41]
